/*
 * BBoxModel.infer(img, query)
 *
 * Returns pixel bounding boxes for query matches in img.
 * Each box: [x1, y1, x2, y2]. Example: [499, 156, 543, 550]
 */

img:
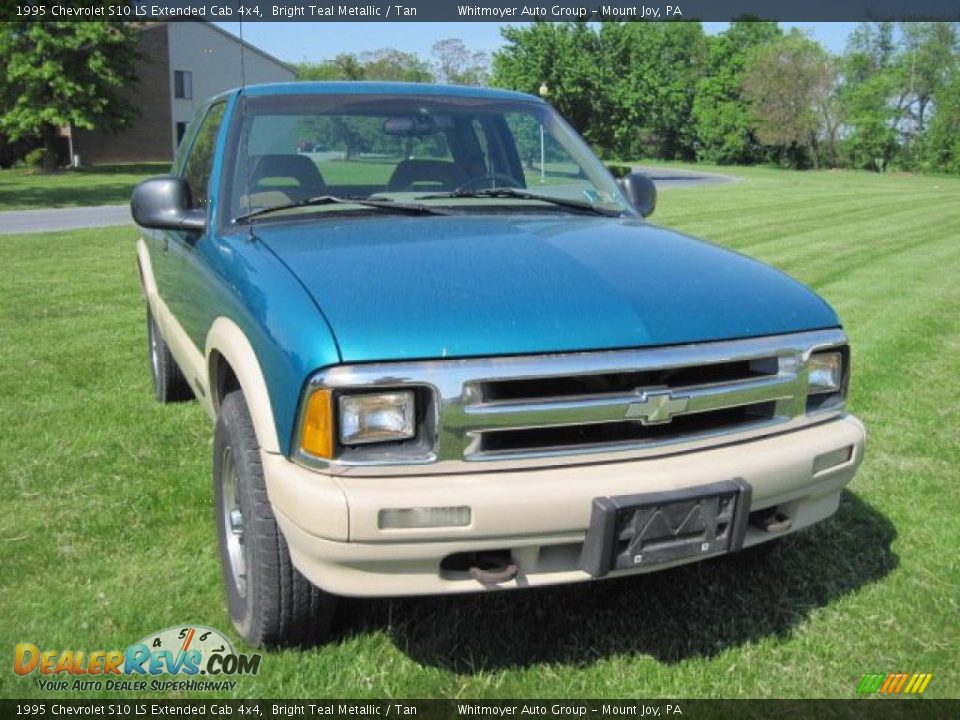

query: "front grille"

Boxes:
[300, 329, 848, 475]
[457, 349, 802, 460]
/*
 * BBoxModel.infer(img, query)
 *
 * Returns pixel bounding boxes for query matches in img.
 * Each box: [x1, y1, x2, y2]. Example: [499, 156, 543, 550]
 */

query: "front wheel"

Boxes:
[213, 390, 338, 647]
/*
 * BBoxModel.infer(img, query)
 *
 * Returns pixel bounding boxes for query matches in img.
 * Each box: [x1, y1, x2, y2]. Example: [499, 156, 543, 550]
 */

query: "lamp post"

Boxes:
[538, 82, 549, 183]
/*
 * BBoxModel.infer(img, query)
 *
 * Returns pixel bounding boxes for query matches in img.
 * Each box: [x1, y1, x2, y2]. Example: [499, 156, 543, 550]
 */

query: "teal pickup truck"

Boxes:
[131, 82, 865, 648]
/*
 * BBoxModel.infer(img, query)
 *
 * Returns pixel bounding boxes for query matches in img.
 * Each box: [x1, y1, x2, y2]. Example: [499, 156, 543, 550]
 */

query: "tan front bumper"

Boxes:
[263, 415, 866, 597]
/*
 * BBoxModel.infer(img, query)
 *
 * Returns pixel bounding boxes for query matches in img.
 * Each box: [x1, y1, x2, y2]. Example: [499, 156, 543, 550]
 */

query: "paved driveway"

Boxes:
[632, 166, 739, 189]
[0, 204, 131, 235]
[0, 168, 736, 235]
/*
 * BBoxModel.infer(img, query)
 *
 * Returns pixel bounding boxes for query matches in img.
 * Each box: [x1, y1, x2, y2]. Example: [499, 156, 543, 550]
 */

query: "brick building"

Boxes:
[70, 22, 294, 164]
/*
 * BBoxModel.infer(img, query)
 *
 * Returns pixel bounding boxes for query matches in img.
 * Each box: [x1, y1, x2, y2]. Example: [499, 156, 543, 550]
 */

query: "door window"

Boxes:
[182, 102, 226, 210]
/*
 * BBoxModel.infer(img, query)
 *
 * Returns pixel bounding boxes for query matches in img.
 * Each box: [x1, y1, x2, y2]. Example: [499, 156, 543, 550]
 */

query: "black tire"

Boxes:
[213, 390, 338, 648]
[147, 308, 194, 403]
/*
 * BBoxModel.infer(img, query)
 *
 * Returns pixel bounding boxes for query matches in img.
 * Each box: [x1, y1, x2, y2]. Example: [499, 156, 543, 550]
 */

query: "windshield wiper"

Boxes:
[234, 195, 447, 224]
[415, 188, 623, 217]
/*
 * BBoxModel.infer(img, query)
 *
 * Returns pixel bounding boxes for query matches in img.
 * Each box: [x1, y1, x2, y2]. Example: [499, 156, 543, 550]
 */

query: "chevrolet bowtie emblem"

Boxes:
[624, 390, 690, 425]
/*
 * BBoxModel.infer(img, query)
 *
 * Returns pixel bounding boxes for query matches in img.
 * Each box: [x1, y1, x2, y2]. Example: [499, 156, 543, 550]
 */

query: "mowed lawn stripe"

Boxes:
[654, 168, 954, 253]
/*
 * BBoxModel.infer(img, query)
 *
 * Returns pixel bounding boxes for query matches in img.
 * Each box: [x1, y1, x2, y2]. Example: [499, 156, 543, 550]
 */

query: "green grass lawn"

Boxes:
[1, 167, 958, 700]
[0, 163, 169, 212]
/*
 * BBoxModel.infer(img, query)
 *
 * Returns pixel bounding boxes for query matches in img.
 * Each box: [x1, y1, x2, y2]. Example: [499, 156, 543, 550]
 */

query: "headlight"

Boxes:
[339, 391, 416, 445]
[807, 351, 844, 394]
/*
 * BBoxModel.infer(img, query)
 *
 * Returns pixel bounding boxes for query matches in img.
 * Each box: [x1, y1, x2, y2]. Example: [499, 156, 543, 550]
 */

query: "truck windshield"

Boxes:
[227, 93, 633, 221]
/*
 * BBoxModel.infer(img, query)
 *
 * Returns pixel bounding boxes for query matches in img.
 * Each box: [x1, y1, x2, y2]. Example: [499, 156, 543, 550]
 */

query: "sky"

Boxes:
[214, 22, 859, 64]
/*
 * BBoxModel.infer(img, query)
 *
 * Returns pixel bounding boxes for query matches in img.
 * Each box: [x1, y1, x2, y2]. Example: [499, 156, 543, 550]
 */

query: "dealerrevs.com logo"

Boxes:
[13, 625, 261, 692]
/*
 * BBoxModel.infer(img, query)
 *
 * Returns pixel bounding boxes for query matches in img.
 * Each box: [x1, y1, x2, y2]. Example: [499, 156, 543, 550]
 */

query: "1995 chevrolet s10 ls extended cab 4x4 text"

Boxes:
[131, 82, 866, 647]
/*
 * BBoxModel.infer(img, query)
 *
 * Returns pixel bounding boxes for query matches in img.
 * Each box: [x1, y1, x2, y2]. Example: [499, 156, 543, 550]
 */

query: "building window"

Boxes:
[174, 70, 192, 99]
[176, 122, 189, 147]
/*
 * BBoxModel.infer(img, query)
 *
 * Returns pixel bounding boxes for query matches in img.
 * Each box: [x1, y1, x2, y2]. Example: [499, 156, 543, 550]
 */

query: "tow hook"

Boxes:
[752, 509, 793, 534]
[467, 553, 518, 584]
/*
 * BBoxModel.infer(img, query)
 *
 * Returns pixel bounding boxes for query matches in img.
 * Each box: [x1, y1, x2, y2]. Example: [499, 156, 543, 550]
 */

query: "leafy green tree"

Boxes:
[742, 31, 834, 168]
[840, 72, 901, 170]
[0, 22, 138, 170]
[359, 49, 433, 83]
[844, 21, 897, 84]
[296, 54, 365, 81]
[838, 22, 906, 171]
[896, 23, 959, 168]
[691, 20, 782, 164]
[604, 22, 707, 160]
[493, 22, 606, 150]
[297, 50, 433, 83]
[926, 73, 960, 172]
[899, 23, 957, 133]
[493, 21, 705, 161]
[431, 38, 490, 86]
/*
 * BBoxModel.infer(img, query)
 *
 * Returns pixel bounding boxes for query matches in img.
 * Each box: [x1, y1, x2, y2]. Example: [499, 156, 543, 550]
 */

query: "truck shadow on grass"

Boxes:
[336, 490, 896, 669]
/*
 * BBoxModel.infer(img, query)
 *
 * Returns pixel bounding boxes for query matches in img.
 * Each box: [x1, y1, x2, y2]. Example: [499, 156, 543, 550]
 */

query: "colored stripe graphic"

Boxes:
[859, 672, 933, 695]
[857, 673, 886, 694]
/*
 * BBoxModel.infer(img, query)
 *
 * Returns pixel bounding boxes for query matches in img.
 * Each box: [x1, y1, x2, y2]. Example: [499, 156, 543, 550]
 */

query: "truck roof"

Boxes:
[230, 81, 544, 104]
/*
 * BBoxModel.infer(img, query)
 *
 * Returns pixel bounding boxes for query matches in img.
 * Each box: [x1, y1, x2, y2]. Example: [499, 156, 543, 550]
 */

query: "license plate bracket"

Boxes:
[579, 478, 752, 577]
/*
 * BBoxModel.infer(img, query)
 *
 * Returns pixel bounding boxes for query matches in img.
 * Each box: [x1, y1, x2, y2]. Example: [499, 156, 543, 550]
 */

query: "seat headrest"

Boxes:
[250, 154, 326, 193]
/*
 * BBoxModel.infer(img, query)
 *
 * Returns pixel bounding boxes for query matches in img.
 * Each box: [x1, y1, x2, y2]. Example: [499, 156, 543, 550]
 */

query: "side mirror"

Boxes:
[131, 176, 206, 232]
[617, 171, 657, 217]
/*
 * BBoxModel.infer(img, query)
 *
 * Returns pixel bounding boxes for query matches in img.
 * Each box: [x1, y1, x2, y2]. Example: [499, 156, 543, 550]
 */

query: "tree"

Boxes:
[492, 22, 607, 151]
[691, 20, 782, 164]
[742, 32, 834, 168]
[0, 22, 139, 170]
[431, 38, 490, 86]
[896, 23, 959, 167]
[844, 21, 897, 84]
[297, 49, 433, 83]
[925, 72, 960, 172]
[358, 49, 433, 82]
[597, 22, 707, 160]
[296, 54, 365, 81]
[838, 22, 907, 171]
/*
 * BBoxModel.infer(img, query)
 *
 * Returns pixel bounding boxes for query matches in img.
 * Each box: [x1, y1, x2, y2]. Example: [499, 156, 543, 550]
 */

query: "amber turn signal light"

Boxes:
[301, 388, 334, 459]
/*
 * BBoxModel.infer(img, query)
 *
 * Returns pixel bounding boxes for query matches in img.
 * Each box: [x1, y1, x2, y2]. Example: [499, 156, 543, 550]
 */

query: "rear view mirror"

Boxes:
[382, 114, 452, 137]
[617, 171, 657, 217]
[131, 176, 205, 232]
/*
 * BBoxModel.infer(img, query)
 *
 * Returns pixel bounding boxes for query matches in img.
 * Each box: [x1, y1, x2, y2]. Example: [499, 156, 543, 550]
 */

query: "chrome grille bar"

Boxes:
[455, 374, 801, 433]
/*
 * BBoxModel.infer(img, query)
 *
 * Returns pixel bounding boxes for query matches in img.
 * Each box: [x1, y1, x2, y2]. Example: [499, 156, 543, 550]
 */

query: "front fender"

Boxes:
[206, 316, 281, 454]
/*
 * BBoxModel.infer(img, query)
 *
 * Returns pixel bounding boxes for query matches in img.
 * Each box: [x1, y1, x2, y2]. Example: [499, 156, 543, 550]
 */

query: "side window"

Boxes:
[182, 103, 227, 210]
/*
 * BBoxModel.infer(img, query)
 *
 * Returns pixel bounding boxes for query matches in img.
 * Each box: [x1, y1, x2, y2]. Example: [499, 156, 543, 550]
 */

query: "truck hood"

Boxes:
[254, 214, 838, 363]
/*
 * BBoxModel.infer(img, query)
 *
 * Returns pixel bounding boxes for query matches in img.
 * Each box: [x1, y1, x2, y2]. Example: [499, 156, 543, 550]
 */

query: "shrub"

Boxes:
[23, 147, 46, 170]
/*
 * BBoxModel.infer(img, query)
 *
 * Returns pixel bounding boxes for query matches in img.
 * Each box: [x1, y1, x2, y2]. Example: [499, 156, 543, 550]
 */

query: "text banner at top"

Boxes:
[6, 0, 960, 23]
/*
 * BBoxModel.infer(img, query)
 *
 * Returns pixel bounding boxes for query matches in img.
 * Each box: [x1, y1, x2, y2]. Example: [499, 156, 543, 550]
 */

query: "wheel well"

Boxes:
[210, 350, 241, 415]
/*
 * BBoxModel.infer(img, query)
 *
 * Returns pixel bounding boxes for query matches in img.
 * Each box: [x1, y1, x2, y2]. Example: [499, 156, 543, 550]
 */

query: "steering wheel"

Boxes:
[453, 173, 524, 193]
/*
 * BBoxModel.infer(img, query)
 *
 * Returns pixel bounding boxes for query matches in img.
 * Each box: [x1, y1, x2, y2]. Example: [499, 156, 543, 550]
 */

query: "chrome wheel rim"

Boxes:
[220, 446, 247, 597]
